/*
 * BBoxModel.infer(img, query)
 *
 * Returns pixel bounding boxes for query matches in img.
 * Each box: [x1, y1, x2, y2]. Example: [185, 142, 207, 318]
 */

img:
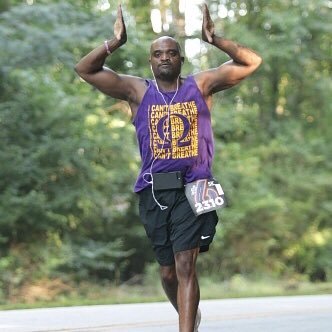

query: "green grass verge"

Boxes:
[1, 275, 332, 310]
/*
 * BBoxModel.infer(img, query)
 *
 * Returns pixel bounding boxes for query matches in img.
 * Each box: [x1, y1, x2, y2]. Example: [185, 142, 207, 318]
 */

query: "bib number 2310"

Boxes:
[185, 179, 226, 216]
[195, 195, 224, 214]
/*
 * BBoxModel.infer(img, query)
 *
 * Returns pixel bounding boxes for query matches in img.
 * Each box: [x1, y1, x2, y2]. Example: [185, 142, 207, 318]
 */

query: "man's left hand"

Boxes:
[202, 4, 215, 44]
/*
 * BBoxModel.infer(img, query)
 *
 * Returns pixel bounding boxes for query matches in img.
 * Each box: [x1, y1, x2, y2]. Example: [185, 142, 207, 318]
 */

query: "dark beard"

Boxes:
[157, 67, 180, 81]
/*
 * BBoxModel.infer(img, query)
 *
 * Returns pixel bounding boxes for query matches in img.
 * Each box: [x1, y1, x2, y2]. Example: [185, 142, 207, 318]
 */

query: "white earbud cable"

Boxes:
[143, 70, 180, 210]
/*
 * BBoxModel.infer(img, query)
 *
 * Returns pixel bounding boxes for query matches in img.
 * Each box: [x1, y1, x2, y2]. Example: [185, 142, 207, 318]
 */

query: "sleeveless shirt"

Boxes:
[133, 75, 214, 192]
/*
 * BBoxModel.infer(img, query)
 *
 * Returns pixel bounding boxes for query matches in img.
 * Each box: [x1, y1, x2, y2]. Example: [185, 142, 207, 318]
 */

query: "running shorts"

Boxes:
[138, 187, 219, 266]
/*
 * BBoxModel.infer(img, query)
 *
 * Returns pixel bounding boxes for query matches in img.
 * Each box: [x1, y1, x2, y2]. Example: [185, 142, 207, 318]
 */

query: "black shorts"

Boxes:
[138, 187, 219, 266]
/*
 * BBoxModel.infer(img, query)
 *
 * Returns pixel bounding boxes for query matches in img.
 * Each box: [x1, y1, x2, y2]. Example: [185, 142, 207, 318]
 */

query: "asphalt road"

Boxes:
[0, 294, 331, 332]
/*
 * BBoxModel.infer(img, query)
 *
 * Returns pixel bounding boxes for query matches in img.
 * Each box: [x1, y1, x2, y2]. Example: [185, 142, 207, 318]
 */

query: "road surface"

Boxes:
[0, 294, 331, 331]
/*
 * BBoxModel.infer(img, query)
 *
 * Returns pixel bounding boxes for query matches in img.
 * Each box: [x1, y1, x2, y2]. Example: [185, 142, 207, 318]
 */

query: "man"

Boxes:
[75, 4, 262, 332]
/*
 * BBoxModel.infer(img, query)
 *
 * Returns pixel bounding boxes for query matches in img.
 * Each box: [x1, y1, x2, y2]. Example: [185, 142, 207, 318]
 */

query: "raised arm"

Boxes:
[196, 4, 262, 97]
[74, 5, 145, 105]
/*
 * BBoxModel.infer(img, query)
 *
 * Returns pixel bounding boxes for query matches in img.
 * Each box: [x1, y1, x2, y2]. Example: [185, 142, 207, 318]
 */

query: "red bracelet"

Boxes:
[104, 40, 111, 55]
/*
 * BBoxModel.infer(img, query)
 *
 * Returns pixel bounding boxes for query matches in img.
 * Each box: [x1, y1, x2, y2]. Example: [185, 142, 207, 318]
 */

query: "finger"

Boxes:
[202, 3, 208, 13]
[119, 3, 126, 24]
[204, 4, 212, 22]
[202, 3, 208, 22]
[117, 4, 122, 19]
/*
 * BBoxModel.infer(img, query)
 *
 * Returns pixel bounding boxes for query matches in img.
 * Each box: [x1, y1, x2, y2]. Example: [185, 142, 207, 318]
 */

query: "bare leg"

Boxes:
[175, 247, 200, 332]
[160, 264, 178, 311]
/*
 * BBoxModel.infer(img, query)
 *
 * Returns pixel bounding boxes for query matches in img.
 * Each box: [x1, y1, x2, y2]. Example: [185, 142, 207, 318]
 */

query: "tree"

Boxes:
[0, 0, 331, 303]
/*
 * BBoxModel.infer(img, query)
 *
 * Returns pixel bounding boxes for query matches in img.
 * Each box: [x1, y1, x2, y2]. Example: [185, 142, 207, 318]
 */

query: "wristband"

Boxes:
[104, 40, 111, 55]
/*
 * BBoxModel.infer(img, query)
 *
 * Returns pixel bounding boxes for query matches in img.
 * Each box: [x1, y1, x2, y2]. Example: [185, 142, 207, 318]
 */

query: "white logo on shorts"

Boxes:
[201, 235, 210, 240]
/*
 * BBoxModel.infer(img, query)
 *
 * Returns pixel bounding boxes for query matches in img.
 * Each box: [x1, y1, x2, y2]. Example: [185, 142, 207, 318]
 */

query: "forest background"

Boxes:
[0, 0, 331, 307]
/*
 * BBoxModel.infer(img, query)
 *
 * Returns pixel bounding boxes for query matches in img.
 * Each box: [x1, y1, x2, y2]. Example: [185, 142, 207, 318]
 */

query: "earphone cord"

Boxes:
[143, 73, 180, 210]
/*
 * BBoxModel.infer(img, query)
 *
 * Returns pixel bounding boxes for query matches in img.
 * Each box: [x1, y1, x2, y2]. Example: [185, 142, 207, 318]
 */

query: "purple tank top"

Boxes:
[133, 75, 214, 192]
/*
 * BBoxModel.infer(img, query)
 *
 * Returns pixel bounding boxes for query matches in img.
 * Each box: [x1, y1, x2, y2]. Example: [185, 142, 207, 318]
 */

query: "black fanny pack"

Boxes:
[152, 171, 184, 191]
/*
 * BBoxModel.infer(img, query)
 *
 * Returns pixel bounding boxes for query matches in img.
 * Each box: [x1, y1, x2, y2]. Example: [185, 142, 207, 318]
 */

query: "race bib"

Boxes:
[185, 179, 225, 216]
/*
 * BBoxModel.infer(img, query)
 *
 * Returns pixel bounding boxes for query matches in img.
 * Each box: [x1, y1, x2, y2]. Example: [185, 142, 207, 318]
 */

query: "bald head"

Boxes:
[150, 36, 182, 56]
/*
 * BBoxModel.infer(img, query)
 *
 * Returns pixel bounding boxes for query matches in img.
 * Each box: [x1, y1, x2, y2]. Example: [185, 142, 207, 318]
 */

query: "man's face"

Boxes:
[149, 37, 183, 81]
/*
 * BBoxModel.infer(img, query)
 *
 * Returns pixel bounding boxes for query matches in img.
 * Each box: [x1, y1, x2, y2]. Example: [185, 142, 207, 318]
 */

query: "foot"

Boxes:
[194, 307, 201, 332]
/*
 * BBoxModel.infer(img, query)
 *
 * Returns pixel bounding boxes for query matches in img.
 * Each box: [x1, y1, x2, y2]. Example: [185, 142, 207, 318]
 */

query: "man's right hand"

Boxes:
[114, 4, 127, 45]
[75, 3, 147, 115]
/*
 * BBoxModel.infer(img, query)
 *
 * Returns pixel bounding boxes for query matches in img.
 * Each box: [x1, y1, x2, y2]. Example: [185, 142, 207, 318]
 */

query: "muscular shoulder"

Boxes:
[127, 77, 149, 117]
[192, 72, 213, 110]
[193, 71, 214, 96]
[121, 75, 148, 103]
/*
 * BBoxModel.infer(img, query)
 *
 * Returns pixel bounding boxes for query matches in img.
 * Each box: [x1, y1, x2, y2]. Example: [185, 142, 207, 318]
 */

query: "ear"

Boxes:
[181, 56, 185, 63]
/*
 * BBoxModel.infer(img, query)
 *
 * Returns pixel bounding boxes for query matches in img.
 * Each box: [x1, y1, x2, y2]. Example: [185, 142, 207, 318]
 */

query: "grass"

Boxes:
[1, 275, 332, 310]
[199, 275, 332, 299]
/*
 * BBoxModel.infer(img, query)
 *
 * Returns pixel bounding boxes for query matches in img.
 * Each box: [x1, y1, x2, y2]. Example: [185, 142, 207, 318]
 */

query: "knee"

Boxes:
[160, 265, 177, 285]
[175, 249, 198, 281]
